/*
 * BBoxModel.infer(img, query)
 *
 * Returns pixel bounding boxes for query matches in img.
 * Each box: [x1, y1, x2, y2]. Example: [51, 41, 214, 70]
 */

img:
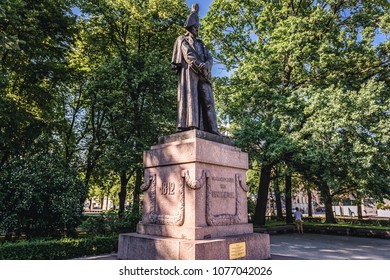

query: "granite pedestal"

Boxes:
[118, 130, 270, 260]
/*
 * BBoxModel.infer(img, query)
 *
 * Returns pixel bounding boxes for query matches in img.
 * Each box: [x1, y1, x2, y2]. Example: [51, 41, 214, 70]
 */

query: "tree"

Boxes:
[0, 0, 78, 168]
[294, 81, 390, 222]
[203, 0, 390, 224]
[72, 0, 189, 215]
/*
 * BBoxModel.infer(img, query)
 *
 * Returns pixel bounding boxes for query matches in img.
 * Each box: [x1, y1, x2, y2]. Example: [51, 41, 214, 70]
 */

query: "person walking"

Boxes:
[294, 207, 304, 234]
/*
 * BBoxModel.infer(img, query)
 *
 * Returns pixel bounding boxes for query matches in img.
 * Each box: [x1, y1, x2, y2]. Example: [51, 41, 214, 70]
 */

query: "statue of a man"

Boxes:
[171, 3, 221, 136]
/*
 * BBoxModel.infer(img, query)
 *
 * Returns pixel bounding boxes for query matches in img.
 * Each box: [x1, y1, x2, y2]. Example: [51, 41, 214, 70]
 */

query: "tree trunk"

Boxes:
[320, 184, 337, 223]
[118, 170, 128, 218]
[274, 176, 284, 221]
[307, 190, 313, 217]
[268, 191, 275, 216]
[84, 162, 94, 206]
[5, 232, 13, 242]
[254, 165, 272, 226]
[339, 201, 344, 216]
[132, 167, 142, 215]
[357, 200, 363, 219]
[100, 197, 104, 209]
[106, 194, 109, 210]
[285, 174, 293, 224]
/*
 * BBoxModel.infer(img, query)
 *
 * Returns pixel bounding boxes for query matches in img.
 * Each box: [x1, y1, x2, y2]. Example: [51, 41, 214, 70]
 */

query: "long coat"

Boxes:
[171, 33, 213, 131]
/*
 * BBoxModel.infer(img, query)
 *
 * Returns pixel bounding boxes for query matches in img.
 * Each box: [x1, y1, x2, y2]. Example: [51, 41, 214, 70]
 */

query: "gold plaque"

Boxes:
[229, 242, 246, 260]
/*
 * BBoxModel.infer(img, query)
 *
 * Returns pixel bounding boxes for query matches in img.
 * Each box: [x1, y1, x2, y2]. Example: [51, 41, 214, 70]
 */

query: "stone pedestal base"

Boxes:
[117, 130, 271, 260]
[118, 232, 270, 260]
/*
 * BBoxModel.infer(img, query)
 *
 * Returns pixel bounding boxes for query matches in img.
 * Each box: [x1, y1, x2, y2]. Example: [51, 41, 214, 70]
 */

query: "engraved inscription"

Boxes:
[211, 177, 234, 183]
[211, 177, 235, 200]
[211, 191, 234, 198]
[229, 242, 247, 260]
[206, 173, 249, 226]
[160, 182, 175, 195]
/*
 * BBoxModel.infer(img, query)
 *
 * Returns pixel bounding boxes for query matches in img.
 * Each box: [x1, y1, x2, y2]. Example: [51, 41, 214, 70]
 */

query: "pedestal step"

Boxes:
[137, 222, 254, 240]
[118, 232, 271, 260]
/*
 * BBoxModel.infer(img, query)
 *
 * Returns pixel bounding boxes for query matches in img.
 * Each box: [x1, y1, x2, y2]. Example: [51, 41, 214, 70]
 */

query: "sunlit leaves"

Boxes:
[204, 0, 390, 204]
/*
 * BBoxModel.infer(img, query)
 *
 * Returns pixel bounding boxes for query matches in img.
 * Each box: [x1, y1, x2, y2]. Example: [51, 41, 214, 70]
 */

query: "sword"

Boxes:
[190, 61, 212, 84]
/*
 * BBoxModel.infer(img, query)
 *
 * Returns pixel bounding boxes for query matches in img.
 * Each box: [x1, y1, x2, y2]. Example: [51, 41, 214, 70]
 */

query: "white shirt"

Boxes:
[294, 210, 302, 221]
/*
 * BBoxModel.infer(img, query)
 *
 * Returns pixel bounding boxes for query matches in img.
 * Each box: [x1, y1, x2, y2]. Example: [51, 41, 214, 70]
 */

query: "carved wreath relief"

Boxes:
[141, 170, 248, 226]
[141, 173, 185, 226]
[206, 173, 249, 226]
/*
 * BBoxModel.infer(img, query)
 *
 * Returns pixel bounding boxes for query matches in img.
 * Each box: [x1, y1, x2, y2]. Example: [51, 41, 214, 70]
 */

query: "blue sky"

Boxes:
[186, 0, 214, 18]
[184, 1, 229, 76]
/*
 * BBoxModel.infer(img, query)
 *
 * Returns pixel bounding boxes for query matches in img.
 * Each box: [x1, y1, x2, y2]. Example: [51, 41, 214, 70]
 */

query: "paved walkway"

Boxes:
[270, 233, 390, 260]
[78, 233, 390, 260]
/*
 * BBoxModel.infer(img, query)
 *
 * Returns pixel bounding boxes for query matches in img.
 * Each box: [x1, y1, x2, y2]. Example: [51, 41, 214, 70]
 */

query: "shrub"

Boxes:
[334, 218, 390, 227]
[0, 149, 87, 239]
[302, 217, 322, 223]
[80, 210, 140, 235]
[0, 236, 118, 260]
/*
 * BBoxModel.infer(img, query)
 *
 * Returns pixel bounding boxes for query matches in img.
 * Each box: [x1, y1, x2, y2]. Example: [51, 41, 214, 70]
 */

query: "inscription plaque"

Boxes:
[209, 176, 236, 215]
[229, 242, 246, 259]
[206, 173, 248, 226]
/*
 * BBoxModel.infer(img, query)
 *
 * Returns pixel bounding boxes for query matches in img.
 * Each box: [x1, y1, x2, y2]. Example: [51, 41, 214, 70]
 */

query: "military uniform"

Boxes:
[171, 5, 220, 135]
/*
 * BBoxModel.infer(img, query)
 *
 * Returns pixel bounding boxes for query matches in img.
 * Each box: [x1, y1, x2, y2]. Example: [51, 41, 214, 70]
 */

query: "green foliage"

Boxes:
[1, 0, 389, 244]
[264, 217, 390, 229]
[67, 0, 190, 213]
[340, 218, 390, 228]
[376, 202, 390, 210]
[0, 0, 77, 167]
[295, 80, 390, 200]
[203, 0, 390, 223]
[247, 196, 256, 223]
[302, 216, 390, 228]
[0, 1, 192, 243]
[0, 236, 118, 260]
[261, 220, 291, 228]
[0, 139, 87, 239]
[302, 217, 323, 223]
[80, 210, 140, 235]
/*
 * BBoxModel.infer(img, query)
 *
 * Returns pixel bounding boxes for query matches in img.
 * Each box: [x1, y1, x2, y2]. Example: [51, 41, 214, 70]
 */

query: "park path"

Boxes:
[270, 233, 390, 260]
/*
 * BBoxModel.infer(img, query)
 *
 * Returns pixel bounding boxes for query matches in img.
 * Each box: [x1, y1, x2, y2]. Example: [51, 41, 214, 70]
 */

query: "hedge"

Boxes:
[302, 217, 390, 227]
[339, 218, 390, 227]
[302, 217, 322, 223]
[0, 235, 118, 260]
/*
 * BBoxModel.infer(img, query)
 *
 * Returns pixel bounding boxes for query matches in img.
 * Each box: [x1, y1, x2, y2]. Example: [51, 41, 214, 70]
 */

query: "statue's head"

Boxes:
[184, 3, 200, 36]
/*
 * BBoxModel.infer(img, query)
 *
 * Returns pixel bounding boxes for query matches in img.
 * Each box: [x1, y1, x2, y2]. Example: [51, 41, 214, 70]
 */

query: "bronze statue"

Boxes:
[171, 3, 221, 136]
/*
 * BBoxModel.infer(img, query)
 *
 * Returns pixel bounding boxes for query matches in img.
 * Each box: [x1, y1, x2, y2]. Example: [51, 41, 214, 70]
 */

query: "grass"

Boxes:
[261, 220, 291, 228]
[256, 217, 390, 231]
[303, 222, 390, 231]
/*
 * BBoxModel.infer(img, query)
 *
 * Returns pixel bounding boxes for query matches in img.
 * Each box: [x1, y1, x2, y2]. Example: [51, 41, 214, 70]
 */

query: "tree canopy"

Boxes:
[0, 0, 389, 236]
[203, 0, 390, 224]
[0, 0, 189, 237]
